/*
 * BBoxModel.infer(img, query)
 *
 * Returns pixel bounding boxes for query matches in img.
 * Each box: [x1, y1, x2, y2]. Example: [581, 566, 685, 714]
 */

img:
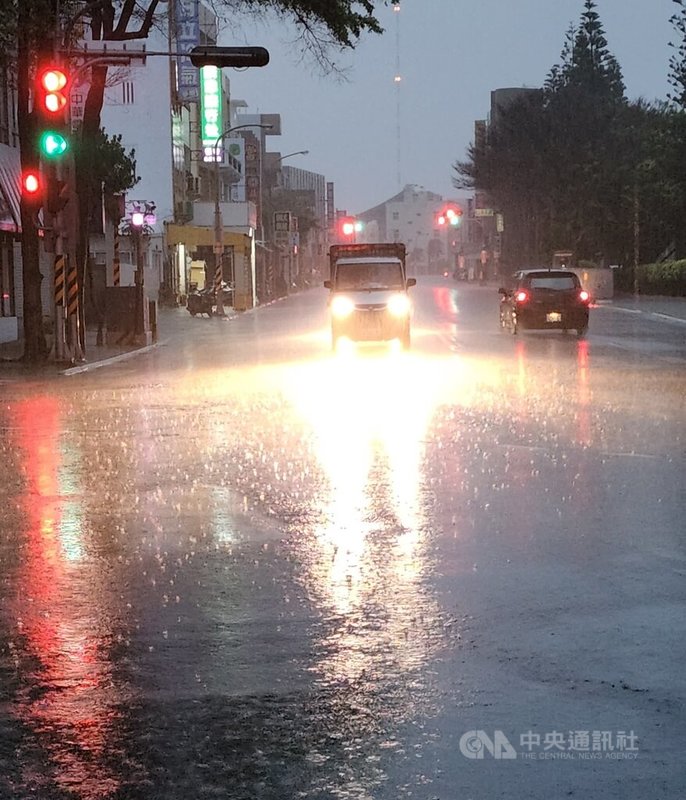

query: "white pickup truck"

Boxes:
[324, 243, 416, 350]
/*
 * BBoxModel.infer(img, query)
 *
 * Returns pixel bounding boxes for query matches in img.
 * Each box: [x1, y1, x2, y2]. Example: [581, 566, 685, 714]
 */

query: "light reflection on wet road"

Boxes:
[0, 281, 684, 799]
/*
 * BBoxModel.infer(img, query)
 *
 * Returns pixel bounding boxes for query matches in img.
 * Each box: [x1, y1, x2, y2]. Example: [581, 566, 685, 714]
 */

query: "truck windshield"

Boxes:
[335, 262, 404, 291]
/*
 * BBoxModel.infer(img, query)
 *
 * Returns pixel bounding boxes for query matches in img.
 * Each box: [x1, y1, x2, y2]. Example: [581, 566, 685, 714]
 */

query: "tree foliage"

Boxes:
[668, 0, 686, 108]
[454, 0, 686, 271]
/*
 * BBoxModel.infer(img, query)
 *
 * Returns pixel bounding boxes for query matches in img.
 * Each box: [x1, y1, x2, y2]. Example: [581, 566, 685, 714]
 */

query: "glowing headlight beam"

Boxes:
[331, 296, 355, 318]
[387, 293, 411, 317]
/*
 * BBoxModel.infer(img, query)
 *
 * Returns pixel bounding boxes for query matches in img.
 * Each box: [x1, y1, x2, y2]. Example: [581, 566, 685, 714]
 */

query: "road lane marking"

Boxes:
[598, 305, 686, 325]
[652, 312, 686, 325]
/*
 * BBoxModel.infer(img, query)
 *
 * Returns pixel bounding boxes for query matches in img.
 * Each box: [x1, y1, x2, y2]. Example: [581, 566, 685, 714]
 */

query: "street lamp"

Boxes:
[212, 122, 272, 315]
[276, 149, 309, 165]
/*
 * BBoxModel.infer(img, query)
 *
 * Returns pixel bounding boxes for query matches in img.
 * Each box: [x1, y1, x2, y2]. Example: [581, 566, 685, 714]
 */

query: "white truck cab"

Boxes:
[324, 243, 416, 350]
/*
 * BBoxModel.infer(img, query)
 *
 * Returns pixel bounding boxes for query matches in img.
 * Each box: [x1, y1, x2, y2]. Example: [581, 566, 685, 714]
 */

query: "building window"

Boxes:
[392, 229, 400, 241]
[122, 81, 135, 104]
[392, 211, 399, 220]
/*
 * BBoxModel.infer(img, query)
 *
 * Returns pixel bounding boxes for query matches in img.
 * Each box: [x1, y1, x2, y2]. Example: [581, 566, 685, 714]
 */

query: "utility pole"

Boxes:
[633, 182, 640, 296]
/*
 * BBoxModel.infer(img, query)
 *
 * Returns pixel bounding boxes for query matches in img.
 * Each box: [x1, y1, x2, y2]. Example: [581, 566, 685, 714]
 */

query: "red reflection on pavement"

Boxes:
[432, 285, 456, 318]
[576, 340, 592, 446]
[11, 397, 124, 799]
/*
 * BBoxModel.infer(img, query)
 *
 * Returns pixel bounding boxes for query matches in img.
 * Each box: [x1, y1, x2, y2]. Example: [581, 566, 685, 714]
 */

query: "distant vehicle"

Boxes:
[498, 269, 590, 337]
[552, 250, 575, 269]
[324, 243, 416, 350]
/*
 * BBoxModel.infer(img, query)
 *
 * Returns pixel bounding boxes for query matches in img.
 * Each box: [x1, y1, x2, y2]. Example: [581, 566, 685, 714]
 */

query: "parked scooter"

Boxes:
[187, 287, 215, 316]
[187, 282, 234, 317]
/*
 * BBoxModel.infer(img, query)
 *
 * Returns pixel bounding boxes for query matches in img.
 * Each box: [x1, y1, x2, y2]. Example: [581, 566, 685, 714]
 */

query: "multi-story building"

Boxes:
[96, 1, 279, 310]
[357, 184, 447, 274]
[279, 164, 327, 281]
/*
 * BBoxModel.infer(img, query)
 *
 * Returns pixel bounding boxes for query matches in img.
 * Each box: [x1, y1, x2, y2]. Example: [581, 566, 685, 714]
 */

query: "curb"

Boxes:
[60, 340, 166, 376]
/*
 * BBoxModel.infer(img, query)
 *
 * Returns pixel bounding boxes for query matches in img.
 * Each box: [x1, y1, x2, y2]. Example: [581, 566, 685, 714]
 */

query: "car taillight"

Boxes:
[515, 290, 529, 303]
[579, 290, 590, 303]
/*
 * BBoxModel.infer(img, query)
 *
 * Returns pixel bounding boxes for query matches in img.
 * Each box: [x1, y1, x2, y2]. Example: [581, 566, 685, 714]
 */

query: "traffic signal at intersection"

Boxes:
[22, 170, 42, 202]
[339, 216, 363, 238]
[23, 64, 72, 223]
[35, 66, 70, 160]
[436, 203, 463, 227]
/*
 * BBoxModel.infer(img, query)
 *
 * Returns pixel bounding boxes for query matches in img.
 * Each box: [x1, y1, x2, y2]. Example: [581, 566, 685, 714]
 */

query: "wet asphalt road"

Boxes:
[0, 280, 684, 799]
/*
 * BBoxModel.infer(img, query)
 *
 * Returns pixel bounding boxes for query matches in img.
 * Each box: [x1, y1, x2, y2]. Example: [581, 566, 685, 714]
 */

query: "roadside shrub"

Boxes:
[614, 260, 686, 296]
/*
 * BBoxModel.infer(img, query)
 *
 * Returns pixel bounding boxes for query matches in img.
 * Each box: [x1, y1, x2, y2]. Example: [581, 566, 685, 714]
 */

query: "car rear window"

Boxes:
[526, 274, 579, 290]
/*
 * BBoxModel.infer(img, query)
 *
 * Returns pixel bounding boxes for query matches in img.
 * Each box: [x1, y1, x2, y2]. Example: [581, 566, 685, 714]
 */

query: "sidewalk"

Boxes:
[596, 295, 686, 324]
[0, 325, 159, 377]
[0, 303, 249, 377]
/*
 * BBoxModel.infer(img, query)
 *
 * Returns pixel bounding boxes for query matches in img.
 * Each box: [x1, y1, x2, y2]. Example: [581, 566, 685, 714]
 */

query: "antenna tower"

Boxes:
[393, 2, 402, 189]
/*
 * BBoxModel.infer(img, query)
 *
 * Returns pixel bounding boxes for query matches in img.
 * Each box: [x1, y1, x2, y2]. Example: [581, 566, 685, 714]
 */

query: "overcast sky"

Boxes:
[221, 0, 676, 214]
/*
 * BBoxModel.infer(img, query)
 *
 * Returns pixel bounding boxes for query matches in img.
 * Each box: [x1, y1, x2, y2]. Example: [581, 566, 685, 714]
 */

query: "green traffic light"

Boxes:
[40, 131, 68, 158]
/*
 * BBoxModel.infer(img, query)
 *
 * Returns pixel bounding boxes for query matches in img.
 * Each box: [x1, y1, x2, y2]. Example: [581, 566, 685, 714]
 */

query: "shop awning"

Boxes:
[0, 145, 21, 234]
[165, 223, 247, 249]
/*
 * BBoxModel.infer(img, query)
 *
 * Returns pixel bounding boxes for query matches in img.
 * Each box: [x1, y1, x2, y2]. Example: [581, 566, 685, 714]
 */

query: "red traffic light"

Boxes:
[339, 216, 363, 237]
[437, 203, 463, 227]
[37, 66, 69, 115]
[22, 170, 41, 196]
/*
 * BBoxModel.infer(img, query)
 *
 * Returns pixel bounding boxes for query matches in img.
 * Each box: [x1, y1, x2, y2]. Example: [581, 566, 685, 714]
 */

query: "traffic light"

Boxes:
[436, 203, 463, 228]
[34, 65, 69, 160]
[38, 67, 68, 113]
[446, 205, 463, 226]
[340, 216, 363, 237]
[189, 46, 270, 68]
[40, 131, 68, 159]
[22, 169, 42, 202]
[341, 218, 355, 236]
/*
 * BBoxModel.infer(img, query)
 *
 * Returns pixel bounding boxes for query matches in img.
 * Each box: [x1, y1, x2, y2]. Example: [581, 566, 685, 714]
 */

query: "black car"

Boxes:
[498, 269, 590, 337]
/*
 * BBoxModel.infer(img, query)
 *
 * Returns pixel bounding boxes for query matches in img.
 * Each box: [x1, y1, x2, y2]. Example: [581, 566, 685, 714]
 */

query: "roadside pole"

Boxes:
[53, 252, 66, 360]
[68, 148, 84, 359]
[213, 197, 225, 316]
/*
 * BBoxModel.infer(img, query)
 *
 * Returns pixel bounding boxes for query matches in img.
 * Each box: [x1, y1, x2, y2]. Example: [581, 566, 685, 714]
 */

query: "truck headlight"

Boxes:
[387, 293, 410, 317]
[331, 295, 355, 318]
